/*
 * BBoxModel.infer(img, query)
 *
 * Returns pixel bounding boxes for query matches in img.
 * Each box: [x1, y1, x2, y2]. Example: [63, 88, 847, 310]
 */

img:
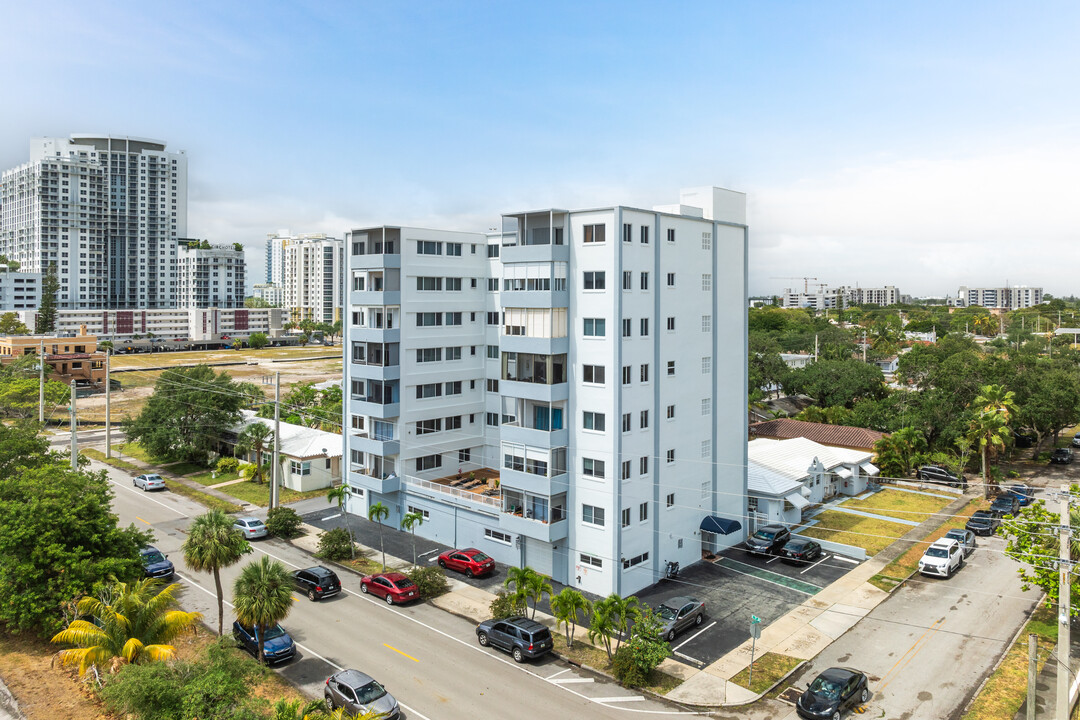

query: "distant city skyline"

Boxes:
[2, 1, 1076, 298]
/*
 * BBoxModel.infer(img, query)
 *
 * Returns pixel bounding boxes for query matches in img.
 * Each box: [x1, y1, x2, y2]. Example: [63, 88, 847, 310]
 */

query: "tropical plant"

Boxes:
[368, 501, 389, 570]
[51, 578, 201, 675]
[326, 484, 356, 559]
[248, 332, 269, 350]
[503, 566, 539, 615]
[967, 408, 1011, 499]
[589, 593, 640, 659]
[216, 455, 240, 474]
[265, 506, 303, 538]
[489, 590, 527, 619]
[610, 607, 670, 688]
[236, 421, 274, 484]
[522, 572, 553, 620]
[550, 587, 593, 648]
[316, 527, 356, 562]
[182, 510, 251, 636]
[405, 566, 449, 599]
[232, 556, 294, 664]
[1001, 486, 1080, 618]
[401, 511, 424, 566]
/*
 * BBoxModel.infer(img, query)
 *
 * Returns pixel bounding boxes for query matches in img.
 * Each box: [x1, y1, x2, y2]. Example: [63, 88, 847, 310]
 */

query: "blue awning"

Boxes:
[700, 515, 742, 535]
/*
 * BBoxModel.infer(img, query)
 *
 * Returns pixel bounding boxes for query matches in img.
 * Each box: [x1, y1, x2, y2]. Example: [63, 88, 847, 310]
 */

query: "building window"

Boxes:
[417, 383, 442, 399]
[667, 360, 676, 376]
[621, 508, 631, 528]
[582, 504, 605, 526]
[583, 364, 605, 384]
[667, 228, 675, 243]
[702, 315, 712, 333]
[666, 492, 675, 507]
[623, 271, 632, 290]
[579, 553, 603, 568]
[667, 404, 675, 419]
[622, 413, 631, 433]
[445, 415, 462, 430]
[702, 398, 711, 415]
[445, 312, 462, 325]
[640, 364, 649, 382]
[487, 244, 500, 258]
[487, 345, 499, 359]
[583, 318, 606, 337]
[702, 232, 711, 250]
[458, 448, 471, 463]
[702, 356, 712, 374]
[701, 480, 710, 498]
[621, 460, 631, 480]
[416, 454, 442, 471]
[446, 346, 462, 360]
[702, 440, 712, 458]
[488, 277, 498, 291]
[666, 449, 675, 464]
[485, 528, 512, 544]
[748, 497, 759, 513]
[640, 226, 649, 244]
[416, 418, 442, 435]
[667, 272, 675, 287]
[486, 379, 499, 392]
[583, 224, 605, 244]
[583, 271, 605, 290]
[417, 240, 442, 255]
[622, 318, 632, 337]
[487, 311, 499, 325]
[702, 273, 712, 291]
[640, 456, 649, 475]
[416, 276, 442, 291]
[623, 552, 649, 569]
[416, 348, 442, 363]
[622, 366, 631, 385]
[486, 412, 499, 426]
[447, 243, 462, 256]
[583, 411, 606, 432]
[640, 318, 649, 336]
[290, 460, 311, 476]
[640, 272, 648, 290]
[640, 410, 649, 429]
[639, 502, 648, 522]
[582, 458, 605, 478]
[416, 312, 442, 327]
[622, 223, 632, 243]
[407, 505, 431, 520]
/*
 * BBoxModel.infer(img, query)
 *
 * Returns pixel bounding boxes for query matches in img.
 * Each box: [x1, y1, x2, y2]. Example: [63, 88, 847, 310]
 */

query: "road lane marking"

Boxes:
[418, 548, 440, 559]
[105, 474, 189, 518]
[673, 621, 716, 651]
[877, 618, 944, 693]
[801, 553, 831, 574]
[547, 668, 571, 679]
[135, 516, 151, 526]
[383, 643, 419, 663]
[552, 678, 594, 684]
[765, 555, 782, 564]
[593, 696, 646, 703]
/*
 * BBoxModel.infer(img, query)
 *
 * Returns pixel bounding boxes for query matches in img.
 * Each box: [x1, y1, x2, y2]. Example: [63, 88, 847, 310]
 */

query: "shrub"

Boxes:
[265, 507, 303, 539]
[216, 456, 240, 474]
[316, 527, 355, 561]
[406, 566, 449, 599]
[610, 608, 670, 688]
[489, 589, 527, 619]
[1007, 470, 1021, 479]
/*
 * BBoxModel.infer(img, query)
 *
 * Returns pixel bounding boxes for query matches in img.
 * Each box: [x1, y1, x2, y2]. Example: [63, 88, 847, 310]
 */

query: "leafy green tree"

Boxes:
[232, 556, 294, 664]
[0, 356, 68, 419]
[326, 484, 356, 559]
[236, 421, 274, 483]
[316, 527, 356, 561]
[34, 264, 59, 334]
[1013, 363, 1080, 458]
[1001, 489, 1080, 618]
[368, 501, 390, 570]
[244, 296, 271, 308]
[610, 607, 670, 688]
[248, 332, 269, 350]
[298, 332, 310, 347]
[0, 459, 152, 636]
[0, 312, 29, 335]
[401, 511, 424, 566]
[265, 507, 303, 539]
[872, 426, 927, 479]
[967, 407, 1011, 499]
[550, 587, 593, 648]
[182, 510, 251, 636]
[98, 340, 114, 355]
[784, 359, 886, 408]
[232, 242, 243, 252]
[122, 365, 246, 463]
[51, 578, 202, 675]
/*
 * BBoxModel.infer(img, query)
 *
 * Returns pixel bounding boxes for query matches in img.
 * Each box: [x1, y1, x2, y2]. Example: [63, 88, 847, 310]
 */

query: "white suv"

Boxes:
[919, 538, 964, 578]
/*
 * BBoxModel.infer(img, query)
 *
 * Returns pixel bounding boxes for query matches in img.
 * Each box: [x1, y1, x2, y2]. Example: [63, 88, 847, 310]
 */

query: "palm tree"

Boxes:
[51, 578, 201, 675]
[968, 410, 1011, 499]
[550, 587, 593, 648]
[503, 566, 538, 613]
[588, 598, 618, 660]
[974, 384, 1018, 420]
[183, 510, 251, 636]
[593, 593, 640, 655]
[236, 422, 274, 484]
[368, 502, 390, 571]
[522, 573, 553, 620]
[232, 556, 294, 664]
[326, 485, 356, 559]
[401, 511, 424, 566]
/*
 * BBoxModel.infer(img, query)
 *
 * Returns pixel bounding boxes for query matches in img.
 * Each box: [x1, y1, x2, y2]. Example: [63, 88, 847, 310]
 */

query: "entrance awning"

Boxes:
[834, 467, 853, 479]
[860, 462, 880, 476]
[785, 492, 810, 510]
[700, 515, 742, 535]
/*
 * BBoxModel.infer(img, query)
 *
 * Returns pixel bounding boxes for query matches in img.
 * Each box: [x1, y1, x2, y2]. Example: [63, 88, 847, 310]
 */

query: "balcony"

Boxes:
[403, 474, 501, 514]
[349, 467, 401, 495]
[351, 431, 400, 457]
[498, 490, 568, 542]
[350, 289, 400, 307]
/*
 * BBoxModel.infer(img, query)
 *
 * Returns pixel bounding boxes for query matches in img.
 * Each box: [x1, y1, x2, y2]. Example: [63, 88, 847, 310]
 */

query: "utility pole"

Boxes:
[69, 382, 77, 470]
[1057, 482, 1072, 720]
[270, 371, 281, 510]
[38, 339, 44, 423]
[105, 352, 111, 459]
[1028, 633, 1037, 720]
[862, 331, 867, 362]
[814, 334, 819, 361]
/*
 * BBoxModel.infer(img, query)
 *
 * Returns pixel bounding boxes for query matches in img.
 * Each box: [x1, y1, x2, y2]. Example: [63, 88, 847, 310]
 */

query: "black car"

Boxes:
[965, 510, 1003, 536]
[139, 546, 174, 581]
[476, 616, 553, 663]
[745, 524, 792, 555]
[781, 537, 823, 565]
[292, 566, 341, 601]
[232, 621, 296, 664]
[916, 465, 965, 488]
[796, 666, 869, 719]
[990, 495, 1020, 518]
[1050, 448, 1073, 464]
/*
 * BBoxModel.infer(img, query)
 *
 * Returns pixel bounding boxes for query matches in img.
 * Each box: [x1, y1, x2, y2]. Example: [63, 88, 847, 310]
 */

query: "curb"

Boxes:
[722, 658, 807, 707]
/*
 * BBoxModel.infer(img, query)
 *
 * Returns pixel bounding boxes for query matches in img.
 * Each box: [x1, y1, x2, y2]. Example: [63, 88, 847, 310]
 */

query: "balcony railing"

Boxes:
[404, 476, 501, 508]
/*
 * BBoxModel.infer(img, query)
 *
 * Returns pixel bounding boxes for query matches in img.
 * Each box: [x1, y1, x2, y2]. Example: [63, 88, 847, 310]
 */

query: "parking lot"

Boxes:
[635, 544, 863, 667]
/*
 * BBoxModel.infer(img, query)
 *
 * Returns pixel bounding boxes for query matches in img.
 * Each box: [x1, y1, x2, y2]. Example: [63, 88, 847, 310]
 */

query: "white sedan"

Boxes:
[233, 517, 268, 539]
[133, 473, 166, 491]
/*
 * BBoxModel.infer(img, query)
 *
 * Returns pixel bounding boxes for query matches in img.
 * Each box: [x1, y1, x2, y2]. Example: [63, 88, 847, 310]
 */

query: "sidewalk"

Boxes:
[1015, 627, 1080, 720]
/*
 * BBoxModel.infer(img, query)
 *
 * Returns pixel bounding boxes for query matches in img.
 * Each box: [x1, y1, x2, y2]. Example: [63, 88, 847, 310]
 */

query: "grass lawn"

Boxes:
[962, 604, 1057, 720]
[164, 461, 210, 476]
[219, 480, 327, 508]
[798, 510, 911, 556]
[83, 447, 141, 473]
[166, 481, 243, 514]
[843, 488, 954, 524]
[730, 652, 803, 694]
[551, 635, 683, 695]
[187, 470, 241, 486]
[341, 555, 386, 576]
[112, 441, 154, 463]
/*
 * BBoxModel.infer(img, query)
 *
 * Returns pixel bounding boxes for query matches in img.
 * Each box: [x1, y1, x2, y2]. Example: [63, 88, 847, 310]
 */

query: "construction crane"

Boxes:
[770, 276, 819, 293]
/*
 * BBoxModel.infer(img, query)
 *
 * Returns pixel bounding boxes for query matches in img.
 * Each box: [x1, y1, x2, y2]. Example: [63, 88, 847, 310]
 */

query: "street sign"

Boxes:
[750, 623, 761, 640]
[751, 615, 762, 624]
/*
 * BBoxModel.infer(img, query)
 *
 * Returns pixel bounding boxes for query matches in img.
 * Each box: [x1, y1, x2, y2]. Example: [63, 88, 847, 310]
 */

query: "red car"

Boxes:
[360, 572, 419, 605]
[437, 548, 496, 578]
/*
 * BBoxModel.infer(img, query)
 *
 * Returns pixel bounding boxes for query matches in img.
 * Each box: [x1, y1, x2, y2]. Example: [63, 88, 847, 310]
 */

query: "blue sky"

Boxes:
[2, 1, 1077, 297]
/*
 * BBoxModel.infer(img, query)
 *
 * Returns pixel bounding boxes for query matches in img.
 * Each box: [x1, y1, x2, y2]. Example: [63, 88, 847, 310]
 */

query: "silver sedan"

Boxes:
[133, 473, 166, 491]
[654, 596, 706, 642]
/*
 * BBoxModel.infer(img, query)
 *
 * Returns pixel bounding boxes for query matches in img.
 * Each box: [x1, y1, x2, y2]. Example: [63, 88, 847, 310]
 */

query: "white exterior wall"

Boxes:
[282, 236, 344, 323]
[0, 271, 40, 312]
[14, 307, 284, 340]
[177, 243, 246, 308]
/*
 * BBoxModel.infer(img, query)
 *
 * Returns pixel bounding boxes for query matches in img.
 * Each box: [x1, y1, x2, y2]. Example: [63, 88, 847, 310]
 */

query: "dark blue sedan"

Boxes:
[232, 621, 296, 664]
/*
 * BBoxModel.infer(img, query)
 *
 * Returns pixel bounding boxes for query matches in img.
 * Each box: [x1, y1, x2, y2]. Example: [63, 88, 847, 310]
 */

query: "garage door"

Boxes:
[524, 537, 553, 576]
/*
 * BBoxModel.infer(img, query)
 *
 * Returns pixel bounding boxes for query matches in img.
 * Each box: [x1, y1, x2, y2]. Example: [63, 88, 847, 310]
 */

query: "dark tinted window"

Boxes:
[528, 628, 552, 641]
[142, 550, 166, 564]
[395, 578, 416, 588]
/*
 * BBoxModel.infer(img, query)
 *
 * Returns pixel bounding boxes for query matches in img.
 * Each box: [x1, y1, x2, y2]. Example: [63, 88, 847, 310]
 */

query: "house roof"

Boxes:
[748, 437, 873, 482]
[233, 410, 343, 460]
[747, 458, 804, 497]
[749, 418, 886, 450]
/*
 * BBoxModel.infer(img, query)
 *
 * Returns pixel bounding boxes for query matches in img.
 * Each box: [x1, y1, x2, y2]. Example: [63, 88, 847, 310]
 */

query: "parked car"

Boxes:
[1072, 432, 1080, 448]
[476, 616, 554, 663]
[437, 548, 496, 578]
[139, 546, 174, 580]
[133, 473, 166, 491]
[233, 517, 267, 539]
[1016, 432, 1036, 448]
[943, 528, 977, 557]
[796, 666, 869, 720]
[990, 495, 1020, 518]
[324, 669, 399, 719]
[1050, 448, 1074, 464]
[654, 596, 706, 641]
[1008, 484, 1036, 507]
[745, 524, 792, 555]
[232, 621, 296, 664]
[966, 510, 1003, 536]
[360, 572, 419, 605]
[781, 537, 823, 565]
[292, 566, 341, 601]
[916, 465, 965, 488]
[919, 538, 964, 578]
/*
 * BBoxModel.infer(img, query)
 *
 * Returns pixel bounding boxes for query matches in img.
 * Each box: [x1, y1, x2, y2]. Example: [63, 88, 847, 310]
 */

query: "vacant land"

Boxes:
[798, 510, 911, 556]
[843, 488, 954, 524]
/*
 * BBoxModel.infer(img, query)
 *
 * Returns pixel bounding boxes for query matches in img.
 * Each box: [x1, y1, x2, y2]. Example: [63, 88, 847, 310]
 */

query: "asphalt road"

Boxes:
[103, 460, 701, 720]
[782, 533, 1039, 720]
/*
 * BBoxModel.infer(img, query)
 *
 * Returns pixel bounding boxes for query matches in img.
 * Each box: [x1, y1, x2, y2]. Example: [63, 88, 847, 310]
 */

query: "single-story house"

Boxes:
[749, 418, 886, 454]
[223, 410, 342, 492]
[749, 436, 880, 512]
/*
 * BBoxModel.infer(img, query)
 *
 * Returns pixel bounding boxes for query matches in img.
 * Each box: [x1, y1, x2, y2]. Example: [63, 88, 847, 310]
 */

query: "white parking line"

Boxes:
[593, 696, 646, 703]
[765, 555, 782, 564]
[673, 650, 704, 665]
[801, 553, 831, 574]
[322, 513, 342, 520]
[832, 554, 860, 564]
[673, 621, 716, 651]
[553, 678, 595, 684]
[547, 668, 571, 680]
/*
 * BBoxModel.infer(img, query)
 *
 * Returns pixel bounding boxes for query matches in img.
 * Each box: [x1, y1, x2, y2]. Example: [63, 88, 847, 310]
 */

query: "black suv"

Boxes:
[990, 495, 1020, 518]
[476, 616, 553, 663]
[966, 510, 1003, 536]
[917, 465, 965, 488]
[745, 524, 791, 555]
[1050, 448, 1074, 464]
[292, 566, 341, 601]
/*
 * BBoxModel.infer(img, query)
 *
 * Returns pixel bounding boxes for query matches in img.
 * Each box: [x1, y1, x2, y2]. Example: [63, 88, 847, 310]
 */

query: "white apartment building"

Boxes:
[956, 285, 1043, 310]
[252, 283, 284, 306]
[0, 268, 40, 312]
[15, 306, 285, 342]
[176, 240, 246, 308]
[781, 284, 901, 309]
[0, 135, 187, 309]
[282, 235, 344, 323]
[342, 187, 748, 596]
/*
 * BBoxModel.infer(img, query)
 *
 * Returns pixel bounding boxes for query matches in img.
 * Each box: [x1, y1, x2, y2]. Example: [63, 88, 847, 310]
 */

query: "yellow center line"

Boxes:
[135, 516, 150, 525]
[877, 618, 944, 693]
[383, 643, 419, 663]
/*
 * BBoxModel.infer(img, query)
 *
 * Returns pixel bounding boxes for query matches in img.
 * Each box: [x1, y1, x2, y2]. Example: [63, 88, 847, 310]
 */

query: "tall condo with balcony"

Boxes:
[0, 135, 187, 309]
[282, 235, 344, 323]
[343, 187, 748, 596]
[176, 240, 246, 308]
